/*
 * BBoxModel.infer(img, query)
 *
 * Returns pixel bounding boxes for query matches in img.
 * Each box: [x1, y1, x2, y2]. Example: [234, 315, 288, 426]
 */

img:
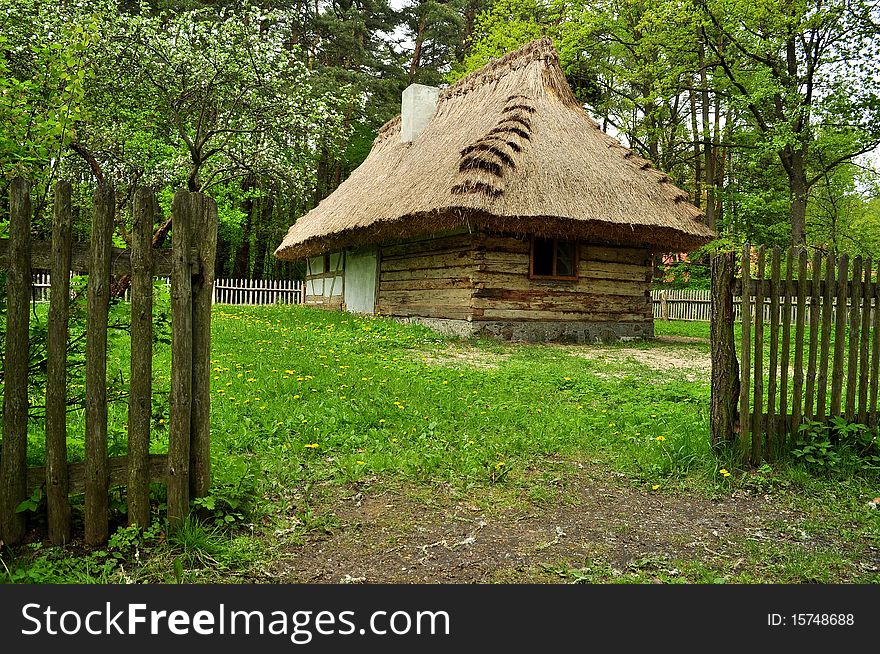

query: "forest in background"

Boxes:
[1, 0, 879, 282]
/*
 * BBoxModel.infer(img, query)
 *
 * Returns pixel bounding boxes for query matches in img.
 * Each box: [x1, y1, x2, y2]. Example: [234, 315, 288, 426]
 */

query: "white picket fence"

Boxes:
[652, 289, 712, 321]
[31, 272, 303, 306]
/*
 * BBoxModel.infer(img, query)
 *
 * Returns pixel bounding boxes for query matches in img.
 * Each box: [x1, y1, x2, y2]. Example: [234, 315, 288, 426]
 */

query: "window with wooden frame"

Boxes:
[529, 236, 578, 280]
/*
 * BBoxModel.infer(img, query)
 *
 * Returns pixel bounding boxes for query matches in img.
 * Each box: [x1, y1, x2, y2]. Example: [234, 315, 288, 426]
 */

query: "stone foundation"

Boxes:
[398, 317, 654, 343]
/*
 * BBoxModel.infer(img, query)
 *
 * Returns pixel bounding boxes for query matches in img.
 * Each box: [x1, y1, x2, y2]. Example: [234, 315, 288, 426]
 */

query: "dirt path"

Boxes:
[265, 461, 859, 584]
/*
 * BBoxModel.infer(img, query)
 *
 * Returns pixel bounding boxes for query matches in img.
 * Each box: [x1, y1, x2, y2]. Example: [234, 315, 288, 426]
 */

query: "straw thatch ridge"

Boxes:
[275, 37, 714, 261]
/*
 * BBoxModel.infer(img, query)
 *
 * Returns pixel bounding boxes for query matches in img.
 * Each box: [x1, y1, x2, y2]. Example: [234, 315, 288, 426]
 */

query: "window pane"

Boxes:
[555, 241, 576, 277]
[533, 237, 554, 276]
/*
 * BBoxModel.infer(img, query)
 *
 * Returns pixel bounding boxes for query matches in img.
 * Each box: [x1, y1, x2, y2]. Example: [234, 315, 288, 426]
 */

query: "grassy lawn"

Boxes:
[2, 306, 879, 583]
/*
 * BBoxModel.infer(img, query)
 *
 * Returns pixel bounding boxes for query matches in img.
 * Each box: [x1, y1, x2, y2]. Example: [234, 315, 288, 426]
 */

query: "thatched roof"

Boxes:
[275, 38, 714, 260]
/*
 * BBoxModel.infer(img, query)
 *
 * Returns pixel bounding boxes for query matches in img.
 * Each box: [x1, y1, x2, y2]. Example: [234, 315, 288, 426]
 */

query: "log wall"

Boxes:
[472, 234, 653, 324]
[377, 232, 476, 321]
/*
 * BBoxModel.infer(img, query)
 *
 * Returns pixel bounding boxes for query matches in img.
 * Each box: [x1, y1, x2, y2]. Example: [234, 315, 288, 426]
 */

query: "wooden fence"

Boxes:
[0, 180, 217, 546]
[29, 273, 303, 305]
[710, 245, 880, 464]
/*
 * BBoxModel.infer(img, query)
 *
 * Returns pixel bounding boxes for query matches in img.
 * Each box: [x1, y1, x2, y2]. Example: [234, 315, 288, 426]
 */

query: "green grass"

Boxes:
[2, 306, 879, 583]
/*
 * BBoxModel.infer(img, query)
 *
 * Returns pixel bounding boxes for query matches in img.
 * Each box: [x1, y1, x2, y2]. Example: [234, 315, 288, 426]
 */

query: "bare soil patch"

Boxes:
[266, 462, 860, 584]
[564, 345, 710, 382]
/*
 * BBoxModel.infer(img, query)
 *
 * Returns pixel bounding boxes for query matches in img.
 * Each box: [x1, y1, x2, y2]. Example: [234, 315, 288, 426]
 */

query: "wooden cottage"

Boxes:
[275, 38, 714, 342]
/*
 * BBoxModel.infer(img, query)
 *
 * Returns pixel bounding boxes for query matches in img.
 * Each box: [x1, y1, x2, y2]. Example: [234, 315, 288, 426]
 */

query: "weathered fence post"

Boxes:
[0, 179, 32, 545]
[858, 259, 873, 424]
[85, 184, 114, 546]
[739, 244, 752, 462]
[128, 188, 154, 529]
[831, 254, 849, 417]
[660, 290, 668, 320]
[752, 247, 766, 463]
[710, 251, 740, 454]
[816, 252, 835, 419]
[168, 190, 194, 528]
[46, 181, 73, 544]
[767, 248, 781, 456]
[190, 194, 218, 500]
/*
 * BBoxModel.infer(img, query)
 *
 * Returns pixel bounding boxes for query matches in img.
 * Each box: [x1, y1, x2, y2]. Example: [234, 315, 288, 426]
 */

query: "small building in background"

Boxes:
[274, 38, 714, 342]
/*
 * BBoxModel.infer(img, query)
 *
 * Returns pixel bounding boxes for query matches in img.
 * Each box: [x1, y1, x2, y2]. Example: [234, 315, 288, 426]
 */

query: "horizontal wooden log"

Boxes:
[473, 289, 650, 313]
[380, 232, 475, 259]
[377, 304, 473, 320]
[379, 288, 473, 303]
[581, 245, 649, 266]
[379, 277, 472, 291]
[26, 454, 168, 496]
[474, 234, 531, 254]
[476, 308, 651, 322]
[579, 260, 651, 282]
[381, 265, 474, 281]
[472, 272, 649, 297]
[380, 249, 474, 272]
[0, 238, 197, 276]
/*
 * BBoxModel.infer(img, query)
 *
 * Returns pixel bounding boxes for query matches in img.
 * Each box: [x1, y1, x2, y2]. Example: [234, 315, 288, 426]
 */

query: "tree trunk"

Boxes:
[408, 9, 427, 84]
[710, 251, 740, 452]
[789, 149, 808, 247]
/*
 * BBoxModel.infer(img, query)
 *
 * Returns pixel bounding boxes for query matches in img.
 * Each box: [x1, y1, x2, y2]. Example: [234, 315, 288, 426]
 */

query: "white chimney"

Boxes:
[400, 83, 439, 143]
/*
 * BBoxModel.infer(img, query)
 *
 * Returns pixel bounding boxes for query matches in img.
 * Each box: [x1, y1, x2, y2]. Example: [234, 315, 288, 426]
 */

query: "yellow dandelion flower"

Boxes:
[656, 435, 666, 441]
[304, 443, 319, 449]
[652, 484, 660, 491]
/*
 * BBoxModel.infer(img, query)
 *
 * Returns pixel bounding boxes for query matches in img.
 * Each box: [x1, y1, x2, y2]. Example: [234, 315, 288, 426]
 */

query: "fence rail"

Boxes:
[29, 273, 303, 305]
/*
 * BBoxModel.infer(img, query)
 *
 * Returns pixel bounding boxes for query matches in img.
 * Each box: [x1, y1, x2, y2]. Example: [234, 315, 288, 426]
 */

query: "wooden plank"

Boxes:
[846, 256, 863, 420]
[27, 455, 169, 496]
[872, 275, 880, 426]
[379, 278, 473, 291]
[779, 248, 793, 439]
[168, 190, 194, 528]
[85, 184, 114, 546]
[578, 260, 649, 282]
[379, 232, 475, 258]
[381, 265, 474, 281]
[190, 194, 218, 500]
[792, 249, 808, 442]
[752, 246, 766, 463]
[830, 253, 849, 417]
[127, 188, 154, 529]
[476, 309, 652, 322]
[804, 250, 821, 420]
[471, 272, 650, 297]
[0, 238, 196, 275]
[45, 181, 73, 544]
[0, 178, 32, 545]
[380, 288, 474, 305]
[380, 249, 474, 273]
[376, 304, 473, 320]
[767, 248, 781, 456]
[859, 259, 873, 423]
[739, 244, 752, 462]
[580, 245, 649, 266]
[816, 252, 835, 419]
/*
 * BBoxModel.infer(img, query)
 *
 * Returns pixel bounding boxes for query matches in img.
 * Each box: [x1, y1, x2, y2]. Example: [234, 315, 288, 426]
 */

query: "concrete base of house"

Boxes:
[398, 316, 654, 343]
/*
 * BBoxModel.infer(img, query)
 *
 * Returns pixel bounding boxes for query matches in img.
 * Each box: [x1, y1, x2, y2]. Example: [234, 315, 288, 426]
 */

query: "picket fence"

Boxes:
[30, 273, 303, 306]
